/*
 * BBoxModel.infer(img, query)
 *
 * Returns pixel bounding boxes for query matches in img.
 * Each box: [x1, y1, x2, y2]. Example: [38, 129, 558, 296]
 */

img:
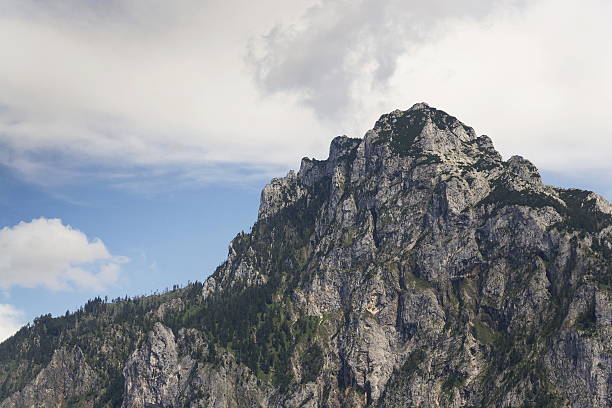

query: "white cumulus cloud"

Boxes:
[0, 304, 24, 342]
[0, 218, 127, 291]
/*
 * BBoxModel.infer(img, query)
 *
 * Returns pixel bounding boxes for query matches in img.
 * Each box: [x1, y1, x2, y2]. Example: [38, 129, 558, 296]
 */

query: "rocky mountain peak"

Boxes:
[406, 101, 431, 111]
[1, 103, 610, 408]
[261, 103, 506, 220]
[367, 102, 478, 155]
[217, 104, 611, 406]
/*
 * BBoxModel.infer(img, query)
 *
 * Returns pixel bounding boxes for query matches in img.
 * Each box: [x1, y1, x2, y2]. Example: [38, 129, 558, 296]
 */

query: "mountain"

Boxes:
[0, 103, 610, 407]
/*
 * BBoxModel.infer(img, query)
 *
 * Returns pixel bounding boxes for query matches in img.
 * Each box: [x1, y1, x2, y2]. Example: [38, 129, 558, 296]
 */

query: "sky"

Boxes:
[0, 0, 610, 341]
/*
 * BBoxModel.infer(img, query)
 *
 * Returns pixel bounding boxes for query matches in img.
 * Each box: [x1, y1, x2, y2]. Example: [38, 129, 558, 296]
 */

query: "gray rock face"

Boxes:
[259, 170, 306, 219]
[122, 322, 183, 408]
[0, 347, 98, 408]
[1, 103, 610, 407]
[207, 103, 611, 407]
[122, 323, 271, 408]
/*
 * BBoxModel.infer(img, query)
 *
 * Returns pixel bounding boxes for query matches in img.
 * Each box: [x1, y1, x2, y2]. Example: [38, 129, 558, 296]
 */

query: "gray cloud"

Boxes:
[0, 0, 609, 195]
[248, 0, 528, 118]
[0, 0, 327, 185]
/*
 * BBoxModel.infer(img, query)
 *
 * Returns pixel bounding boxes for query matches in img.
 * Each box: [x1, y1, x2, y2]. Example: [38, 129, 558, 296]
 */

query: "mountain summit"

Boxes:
[1, 104, 610, 407]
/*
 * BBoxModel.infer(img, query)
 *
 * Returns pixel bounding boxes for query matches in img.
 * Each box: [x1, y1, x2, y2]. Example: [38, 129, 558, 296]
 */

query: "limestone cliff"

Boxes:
[1, 103, 610, 407]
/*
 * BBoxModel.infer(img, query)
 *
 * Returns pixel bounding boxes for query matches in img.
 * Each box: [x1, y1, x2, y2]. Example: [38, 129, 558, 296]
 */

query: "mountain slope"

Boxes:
[0, 103, 610, 407]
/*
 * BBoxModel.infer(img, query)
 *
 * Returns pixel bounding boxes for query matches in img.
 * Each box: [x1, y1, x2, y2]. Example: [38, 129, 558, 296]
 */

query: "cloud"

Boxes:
[249, 0, 611, 191]
[0, 0, 609, 196]
[0, 304, 24, 342]
[248, 0, 529, 118]
[0, 218, 127, 291]
[0, 0, 329, 185]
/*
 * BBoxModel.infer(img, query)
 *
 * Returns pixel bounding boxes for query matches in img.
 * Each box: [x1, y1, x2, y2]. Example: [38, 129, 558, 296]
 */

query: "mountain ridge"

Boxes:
[0, 103, 610, 407]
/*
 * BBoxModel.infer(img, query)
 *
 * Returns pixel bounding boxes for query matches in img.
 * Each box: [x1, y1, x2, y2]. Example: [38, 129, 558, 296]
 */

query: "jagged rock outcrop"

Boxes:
[0, 103, 610, 407]
[0, 347, 98, 408]
[122, 322, 270, 408]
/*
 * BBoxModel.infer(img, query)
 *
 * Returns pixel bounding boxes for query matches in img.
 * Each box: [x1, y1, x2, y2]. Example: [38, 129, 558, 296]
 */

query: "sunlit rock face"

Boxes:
[1, 103, 610, 408]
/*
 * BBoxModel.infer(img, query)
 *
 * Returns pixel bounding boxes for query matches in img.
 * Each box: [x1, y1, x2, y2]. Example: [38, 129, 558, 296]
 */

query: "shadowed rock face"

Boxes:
[1, 103, 610, 408]
[0, 347, 99, 408]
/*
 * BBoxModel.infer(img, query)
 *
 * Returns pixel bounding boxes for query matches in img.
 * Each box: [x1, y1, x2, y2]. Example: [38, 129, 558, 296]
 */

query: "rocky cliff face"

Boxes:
[1, 103, 610, 407]
[1, 347, 99, 407]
